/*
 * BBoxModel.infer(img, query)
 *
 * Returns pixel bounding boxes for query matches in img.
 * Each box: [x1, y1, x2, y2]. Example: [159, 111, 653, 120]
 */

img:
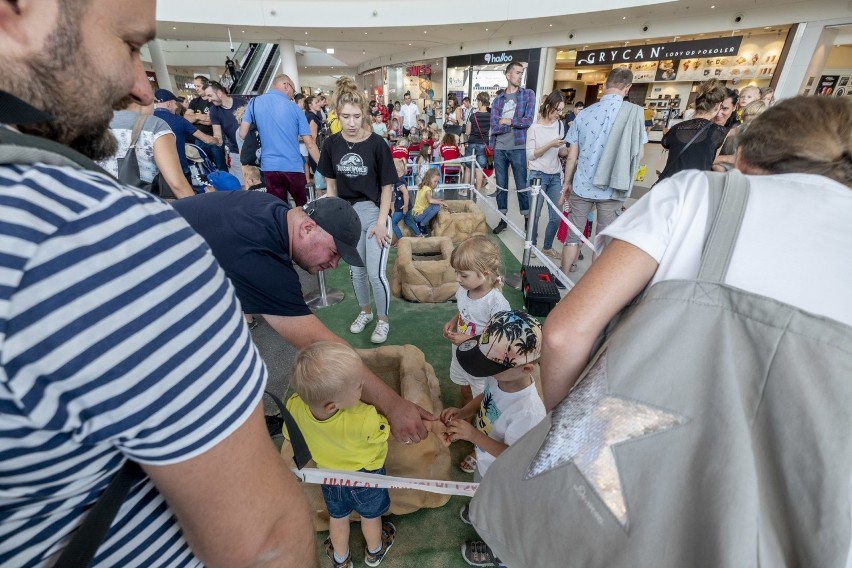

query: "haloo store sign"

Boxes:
[575, 36, 743, 67]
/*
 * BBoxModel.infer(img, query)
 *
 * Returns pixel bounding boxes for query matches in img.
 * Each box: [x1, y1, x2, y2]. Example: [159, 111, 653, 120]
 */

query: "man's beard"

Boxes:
[8, 6, 124, 160]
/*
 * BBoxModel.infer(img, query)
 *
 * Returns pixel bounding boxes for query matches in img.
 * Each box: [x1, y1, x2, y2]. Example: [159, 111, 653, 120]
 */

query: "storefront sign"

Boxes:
[406, 65, 432, 77]
[575, 37, 743, 67]
[447, 49, 537, 69]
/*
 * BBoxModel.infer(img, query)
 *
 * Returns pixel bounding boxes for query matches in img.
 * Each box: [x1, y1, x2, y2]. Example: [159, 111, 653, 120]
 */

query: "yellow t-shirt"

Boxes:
[411, 185, 433, 217]
[643, 108, 654, 121]
[327, 110, 341, 135]
[284, 393, 389, 470]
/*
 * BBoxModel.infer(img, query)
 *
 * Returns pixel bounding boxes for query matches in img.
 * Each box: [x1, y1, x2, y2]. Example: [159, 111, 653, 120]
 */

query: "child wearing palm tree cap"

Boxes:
[441, 310, 546, 567]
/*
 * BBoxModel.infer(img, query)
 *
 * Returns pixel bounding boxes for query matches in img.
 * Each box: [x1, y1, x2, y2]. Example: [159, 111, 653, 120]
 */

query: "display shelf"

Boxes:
[645, 97, 682, 130]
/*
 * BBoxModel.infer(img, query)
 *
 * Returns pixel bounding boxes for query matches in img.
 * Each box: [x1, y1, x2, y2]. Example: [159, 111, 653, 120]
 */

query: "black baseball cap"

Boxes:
[303, 197, 364, 267]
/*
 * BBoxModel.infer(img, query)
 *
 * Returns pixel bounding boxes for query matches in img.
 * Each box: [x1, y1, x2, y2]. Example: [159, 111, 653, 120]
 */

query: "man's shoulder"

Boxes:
[1, 162, 181, 242]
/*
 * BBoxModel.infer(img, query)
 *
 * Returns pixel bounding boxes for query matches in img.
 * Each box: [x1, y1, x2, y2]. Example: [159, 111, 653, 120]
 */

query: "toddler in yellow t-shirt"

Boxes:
[285, 341, 395, 568]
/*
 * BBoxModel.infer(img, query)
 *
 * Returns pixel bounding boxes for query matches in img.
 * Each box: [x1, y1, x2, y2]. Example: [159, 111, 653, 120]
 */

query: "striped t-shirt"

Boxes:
[0, 162, 267, 567]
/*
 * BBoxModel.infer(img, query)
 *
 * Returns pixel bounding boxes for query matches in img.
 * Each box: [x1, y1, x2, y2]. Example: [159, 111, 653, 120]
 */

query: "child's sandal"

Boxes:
[459, 453, 477, 473]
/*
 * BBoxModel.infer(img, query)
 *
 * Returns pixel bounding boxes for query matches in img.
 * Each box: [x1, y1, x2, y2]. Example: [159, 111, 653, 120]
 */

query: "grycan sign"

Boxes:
[575, 36, 744, 67]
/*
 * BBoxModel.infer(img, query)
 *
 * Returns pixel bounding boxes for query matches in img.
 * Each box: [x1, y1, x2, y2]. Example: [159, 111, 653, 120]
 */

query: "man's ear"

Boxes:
[300, 215, 318, 237]
[323, 400, 337, 414]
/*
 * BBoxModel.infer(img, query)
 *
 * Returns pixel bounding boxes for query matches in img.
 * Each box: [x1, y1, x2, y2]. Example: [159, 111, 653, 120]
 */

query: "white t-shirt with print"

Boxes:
[450, 288, 510, 395]
[474, 377, 546, 477]
[98, 110, 174, 183]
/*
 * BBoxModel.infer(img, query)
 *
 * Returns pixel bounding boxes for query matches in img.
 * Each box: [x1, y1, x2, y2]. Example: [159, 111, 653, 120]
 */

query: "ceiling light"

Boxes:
[408, 43, 412, 46]
[549, 24, 553, 27]
[172, 26, 177, 30]
[622, 16, 626, 20]
[710, 4, 715, 7]
[326, 48, 334, 54]
[364, 32, 368, 35]
[423, 30, 427, 34]
[485, 28, 489, 31]
[305, 31, 308, 35]
[241, 30, 245, 33]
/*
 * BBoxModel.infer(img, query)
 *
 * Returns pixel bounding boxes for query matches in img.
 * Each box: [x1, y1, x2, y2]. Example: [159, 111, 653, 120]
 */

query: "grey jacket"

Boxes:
[592, 102, 644, 199]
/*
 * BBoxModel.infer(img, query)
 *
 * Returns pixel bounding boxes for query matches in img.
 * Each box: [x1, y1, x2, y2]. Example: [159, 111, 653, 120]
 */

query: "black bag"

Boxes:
[116, 113, 174, 198]
[240, 98, 261, 166]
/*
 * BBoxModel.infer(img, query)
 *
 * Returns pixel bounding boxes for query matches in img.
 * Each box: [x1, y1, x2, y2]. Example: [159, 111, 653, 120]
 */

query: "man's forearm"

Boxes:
[564, 157, 577, 182]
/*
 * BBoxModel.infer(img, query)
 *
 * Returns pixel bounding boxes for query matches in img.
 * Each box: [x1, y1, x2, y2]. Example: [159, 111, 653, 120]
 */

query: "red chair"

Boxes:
[439, 144, 462, 184]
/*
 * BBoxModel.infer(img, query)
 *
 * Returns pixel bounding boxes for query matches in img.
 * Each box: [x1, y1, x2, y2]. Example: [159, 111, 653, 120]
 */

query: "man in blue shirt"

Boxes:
[239, 74, 320, 206]
[489, 62, 536, 234]
[153, 88, 217, 180]
[560, 68, 647, 275]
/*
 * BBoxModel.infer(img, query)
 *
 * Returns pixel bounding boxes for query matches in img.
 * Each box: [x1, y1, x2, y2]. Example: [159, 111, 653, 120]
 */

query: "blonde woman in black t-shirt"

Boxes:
[318, 77, 398, 344]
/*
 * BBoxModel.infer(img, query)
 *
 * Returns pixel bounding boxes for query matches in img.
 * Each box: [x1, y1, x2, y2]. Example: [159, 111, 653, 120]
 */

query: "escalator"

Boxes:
[229, 43, 282, 96]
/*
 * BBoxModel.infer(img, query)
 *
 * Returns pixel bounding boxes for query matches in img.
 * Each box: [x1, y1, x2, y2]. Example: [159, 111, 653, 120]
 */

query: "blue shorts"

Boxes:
[321, 467, 390, 519]
[465, 143, 487, 169]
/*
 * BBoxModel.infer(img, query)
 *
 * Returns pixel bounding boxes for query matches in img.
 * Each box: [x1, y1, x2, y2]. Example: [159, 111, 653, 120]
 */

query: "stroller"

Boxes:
[185, 144, 218, 193]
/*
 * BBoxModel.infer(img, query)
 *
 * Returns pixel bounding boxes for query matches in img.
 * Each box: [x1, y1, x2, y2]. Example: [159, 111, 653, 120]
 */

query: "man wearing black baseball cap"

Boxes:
[153, 88, 217, 181]
[173, 191, 435, 442]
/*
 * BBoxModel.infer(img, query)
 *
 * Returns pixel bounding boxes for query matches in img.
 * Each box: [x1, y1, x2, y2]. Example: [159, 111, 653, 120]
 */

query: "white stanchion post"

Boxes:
[504, 177, 541, 290]
[303, 183, 345, 309]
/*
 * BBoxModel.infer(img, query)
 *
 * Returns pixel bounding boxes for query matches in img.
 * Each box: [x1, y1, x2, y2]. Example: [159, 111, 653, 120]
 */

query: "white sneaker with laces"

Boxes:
[350, 311, 374, 334]
[370, 320, 390, 344]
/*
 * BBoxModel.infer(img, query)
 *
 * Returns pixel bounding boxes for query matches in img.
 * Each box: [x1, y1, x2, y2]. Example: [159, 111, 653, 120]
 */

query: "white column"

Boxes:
[208, 67, 220, 82]
[147, 39, 173, 92]
[539, 47, 557, 96]
[773, 22, 839, 99]
[278, 40, 300, 91]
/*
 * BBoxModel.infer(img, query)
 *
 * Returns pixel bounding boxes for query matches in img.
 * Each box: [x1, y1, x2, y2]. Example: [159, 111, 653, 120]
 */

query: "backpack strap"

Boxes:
[0, 127, 108, 174]
[125, 113, 147, 158]
[698, 170, 750, 283]
[264, 390, 313, 470]
[53, 461, 144, 568]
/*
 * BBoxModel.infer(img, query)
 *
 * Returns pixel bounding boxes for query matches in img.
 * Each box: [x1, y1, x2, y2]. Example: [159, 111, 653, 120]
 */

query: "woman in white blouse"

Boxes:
[525, 91, 569, 259]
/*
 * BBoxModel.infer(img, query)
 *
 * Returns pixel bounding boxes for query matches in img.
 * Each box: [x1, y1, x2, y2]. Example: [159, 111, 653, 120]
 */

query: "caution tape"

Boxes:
[291, 467, 479, 497]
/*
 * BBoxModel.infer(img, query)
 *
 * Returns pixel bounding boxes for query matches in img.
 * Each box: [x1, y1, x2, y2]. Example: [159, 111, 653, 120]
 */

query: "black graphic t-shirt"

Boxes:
[317, 132, 398, 205]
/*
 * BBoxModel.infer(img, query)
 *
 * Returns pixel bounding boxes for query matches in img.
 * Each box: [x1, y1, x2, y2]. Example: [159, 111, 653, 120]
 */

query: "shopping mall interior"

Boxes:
[53, 2, 852, 567]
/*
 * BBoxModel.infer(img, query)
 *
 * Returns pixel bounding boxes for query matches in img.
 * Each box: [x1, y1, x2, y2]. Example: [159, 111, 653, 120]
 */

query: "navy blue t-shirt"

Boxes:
[209, 96, 248, 154]
[392, 181, 407, 212]
[173, 191, 312, 317]
[154, 108, 197, 173]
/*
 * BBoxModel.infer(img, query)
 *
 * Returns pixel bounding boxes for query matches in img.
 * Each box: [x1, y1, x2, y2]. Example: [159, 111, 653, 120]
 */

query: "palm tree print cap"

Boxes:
[456, 310, 542, 377]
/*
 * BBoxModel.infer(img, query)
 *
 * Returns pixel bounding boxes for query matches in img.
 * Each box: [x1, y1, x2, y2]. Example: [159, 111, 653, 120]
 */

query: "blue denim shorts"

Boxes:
[321, 467, 390, 519]
[465, 143, 488, 169]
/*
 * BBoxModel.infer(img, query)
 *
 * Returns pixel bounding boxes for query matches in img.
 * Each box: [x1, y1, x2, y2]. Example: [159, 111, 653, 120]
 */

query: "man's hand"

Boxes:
[561, 178, 573, 195]
[499, 118, 512, 126]
[385, 399, 437, 443]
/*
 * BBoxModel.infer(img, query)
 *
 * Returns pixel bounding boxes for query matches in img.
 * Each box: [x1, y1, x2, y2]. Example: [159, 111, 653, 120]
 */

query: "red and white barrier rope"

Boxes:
[291, 467, 479, 497]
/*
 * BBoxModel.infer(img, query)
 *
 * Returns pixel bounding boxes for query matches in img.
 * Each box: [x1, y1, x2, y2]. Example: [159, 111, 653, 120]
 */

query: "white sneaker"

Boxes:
[370, 320, 390, 344]
[350, 311, 374, 333]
